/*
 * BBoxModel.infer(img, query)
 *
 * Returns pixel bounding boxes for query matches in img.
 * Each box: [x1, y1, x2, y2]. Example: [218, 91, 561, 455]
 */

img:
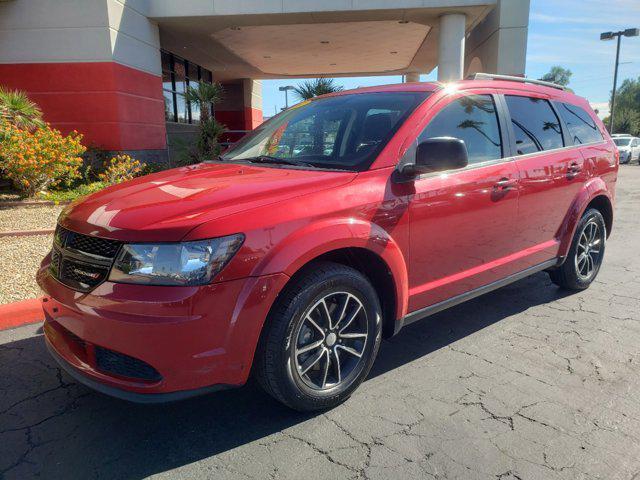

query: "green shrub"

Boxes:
[98, 154, 146, 185]
[0, 119, 85, 197]
[37, 181, 108, 203]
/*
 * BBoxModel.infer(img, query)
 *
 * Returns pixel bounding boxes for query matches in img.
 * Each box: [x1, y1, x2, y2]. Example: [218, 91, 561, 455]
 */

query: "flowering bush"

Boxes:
[98, 154, 146, 185]
[0, 120, 85, 197]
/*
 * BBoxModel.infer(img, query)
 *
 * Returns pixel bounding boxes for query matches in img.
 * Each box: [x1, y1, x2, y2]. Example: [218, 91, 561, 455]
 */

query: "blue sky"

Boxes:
[262, 0, 640, 116]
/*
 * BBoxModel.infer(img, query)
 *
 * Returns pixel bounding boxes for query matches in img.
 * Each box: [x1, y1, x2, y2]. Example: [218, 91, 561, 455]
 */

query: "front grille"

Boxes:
[51, 225, 122, 292]
[55, 225, 121, 259]
[60, 258, 110, 291]
[50, 249, 61, 277]
[95, 346, 162, 382]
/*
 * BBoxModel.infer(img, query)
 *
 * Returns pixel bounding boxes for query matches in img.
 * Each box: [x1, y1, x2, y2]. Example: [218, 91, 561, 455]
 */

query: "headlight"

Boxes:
[109, 234, 244, 286]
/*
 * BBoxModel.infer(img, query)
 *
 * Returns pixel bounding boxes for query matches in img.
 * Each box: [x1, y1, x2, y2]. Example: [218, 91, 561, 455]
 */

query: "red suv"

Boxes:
[38, 75, 618, 411]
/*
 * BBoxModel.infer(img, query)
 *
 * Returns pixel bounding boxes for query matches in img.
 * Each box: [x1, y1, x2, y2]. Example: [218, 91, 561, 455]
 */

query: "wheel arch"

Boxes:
[309, 247, 399, 339]
[585, 195, 613, 237]
[253, 219, 409, 339]
[558, 180, 613, 257]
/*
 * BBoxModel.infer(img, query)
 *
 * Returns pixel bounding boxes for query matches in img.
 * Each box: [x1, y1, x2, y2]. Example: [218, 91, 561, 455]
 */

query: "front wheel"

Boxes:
[549, 208, 606, 290]
[254, 262, 382, 411]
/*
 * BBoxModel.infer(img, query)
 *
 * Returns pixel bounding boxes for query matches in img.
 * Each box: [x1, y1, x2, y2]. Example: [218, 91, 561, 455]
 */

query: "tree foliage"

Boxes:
[539, 66, 573, 86]
[293, 78, 344, 100]
[604, 76, 640, 136]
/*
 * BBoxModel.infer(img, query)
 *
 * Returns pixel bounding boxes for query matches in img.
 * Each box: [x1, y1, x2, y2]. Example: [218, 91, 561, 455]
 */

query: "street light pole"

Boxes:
[609, 34, 622, 133]
[600, 28, 639, 134]
[278, 85, 295, 110]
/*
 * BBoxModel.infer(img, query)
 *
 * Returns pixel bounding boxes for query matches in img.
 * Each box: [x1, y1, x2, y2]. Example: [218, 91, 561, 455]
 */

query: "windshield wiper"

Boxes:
[241, 155, 315, 168]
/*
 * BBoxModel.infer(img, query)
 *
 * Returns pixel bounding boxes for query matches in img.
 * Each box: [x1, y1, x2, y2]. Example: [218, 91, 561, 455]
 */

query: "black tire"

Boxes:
[254, 261, 382, 411]
[549, 208, 606, 290]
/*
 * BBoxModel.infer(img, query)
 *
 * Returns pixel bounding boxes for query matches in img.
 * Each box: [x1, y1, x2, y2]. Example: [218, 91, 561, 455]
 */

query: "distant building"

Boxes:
[0, 0, 530, 161]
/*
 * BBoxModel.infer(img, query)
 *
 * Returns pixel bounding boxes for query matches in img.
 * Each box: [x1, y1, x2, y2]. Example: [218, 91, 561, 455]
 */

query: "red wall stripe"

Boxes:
[0, 62, 166, 150]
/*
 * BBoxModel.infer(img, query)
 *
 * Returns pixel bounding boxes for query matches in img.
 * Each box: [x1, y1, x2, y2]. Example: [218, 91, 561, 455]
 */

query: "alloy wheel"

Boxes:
[293, 292, 368, 390]
[575, 219, 603, 280]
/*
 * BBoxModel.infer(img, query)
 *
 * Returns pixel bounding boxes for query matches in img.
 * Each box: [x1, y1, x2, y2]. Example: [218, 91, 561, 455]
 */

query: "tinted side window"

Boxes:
[505, 95, 564, 155]
[558, 102, 603, 145]
[420, 94, 502, 164]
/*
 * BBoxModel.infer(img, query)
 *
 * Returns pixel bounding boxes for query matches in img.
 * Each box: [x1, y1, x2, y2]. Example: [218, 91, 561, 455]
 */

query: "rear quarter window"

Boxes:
[557, 102, 603, 145]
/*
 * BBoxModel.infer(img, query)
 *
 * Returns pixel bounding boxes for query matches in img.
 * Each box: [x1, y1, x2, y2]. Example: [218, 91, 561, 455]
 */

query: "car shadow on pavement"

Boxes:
[0, 272, 572, 479]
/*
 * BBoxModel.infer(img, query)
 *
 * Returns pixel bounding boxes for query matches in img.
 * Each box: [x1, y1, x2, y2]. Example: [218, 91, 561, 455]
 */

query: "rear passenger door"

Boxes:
[407, 93, 519, 311]
[503, 94, 587, 267]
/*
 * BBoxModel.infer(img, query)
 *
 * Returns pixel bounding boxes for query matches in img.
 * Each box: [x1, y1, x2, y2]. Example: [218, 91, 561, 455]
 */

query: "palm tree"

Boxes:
[293, 78, 344, 100]
[182, 82, 225, 164]
[457, 120, 500, 147]
[459, 96, 495, 115]
[0, 87, 44, 129]
[184, 82, 223, 123]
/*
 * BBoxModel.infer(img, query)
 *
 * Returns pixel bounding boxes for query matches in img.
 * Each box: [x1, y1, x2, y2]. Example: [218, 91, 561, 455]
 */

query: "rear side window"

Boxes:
[419, 94, 502, 164]
[505, 95, 564, 155]
[557, 102, 603, 145]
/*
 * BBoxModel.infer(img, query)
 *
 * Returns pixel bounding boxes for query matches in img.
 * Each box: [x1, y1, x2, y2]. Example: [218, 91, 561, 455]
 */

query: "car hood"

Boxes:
[59, 162, 356, 242]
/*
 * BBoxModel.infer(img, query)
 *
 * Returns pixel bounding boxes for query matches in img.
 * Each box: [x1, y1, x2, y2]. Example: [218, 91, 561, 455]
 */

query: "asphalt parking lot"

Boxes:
[1, 165, 640, 480]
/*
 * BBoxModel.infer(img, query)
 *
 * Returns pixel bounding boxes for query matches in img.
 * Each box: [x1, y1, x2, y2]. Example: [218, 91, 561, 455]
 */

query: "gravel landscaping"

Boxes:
[0, 205, 63, 232]
[0, 234, 51, 304]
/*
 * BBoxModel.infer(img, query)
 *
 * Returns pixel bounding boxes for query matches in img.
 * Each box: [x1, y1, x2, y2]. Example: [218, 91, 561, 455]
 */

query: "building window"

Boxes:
[161, 49, 214, 124]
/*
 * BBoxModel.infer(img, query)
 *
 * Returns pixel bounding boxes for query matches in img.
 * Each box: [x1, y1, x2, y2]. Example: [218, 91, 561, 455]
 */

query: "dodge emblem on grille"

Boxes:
[72, 268, 101, 280]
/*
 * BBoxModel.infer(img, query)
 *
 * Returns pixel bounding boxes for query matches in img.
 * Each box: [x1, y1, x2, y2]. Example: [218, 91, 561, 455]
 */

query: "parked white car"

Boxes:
[613, 136, 640, 164]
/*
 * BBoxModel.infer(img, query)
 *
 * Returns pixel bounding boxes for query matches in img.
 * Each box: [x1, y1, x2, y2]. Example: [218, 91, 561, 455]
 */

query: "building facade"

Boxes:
[0, 0, 530, 161]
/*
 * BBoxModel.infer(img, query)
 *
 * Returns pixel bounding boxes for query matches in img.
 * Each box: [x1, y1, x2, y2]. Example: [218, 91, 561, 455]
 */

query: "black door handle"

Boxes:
[493, 178, 517, 191]
[568, 162, 582, 178]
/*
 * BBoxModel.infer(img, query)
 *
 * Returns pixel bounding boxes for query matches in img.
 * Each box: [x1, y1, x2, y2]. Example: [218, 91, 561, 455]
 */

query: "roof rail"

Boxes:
[466, 73, 569, 91]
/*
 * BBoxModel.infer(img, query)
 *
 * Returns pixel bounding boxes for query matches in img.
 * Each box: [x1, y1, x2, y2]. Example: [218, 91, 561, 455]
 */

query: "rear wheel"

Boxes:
[254, 262, 382, 411]
[549, 208, 606, 290]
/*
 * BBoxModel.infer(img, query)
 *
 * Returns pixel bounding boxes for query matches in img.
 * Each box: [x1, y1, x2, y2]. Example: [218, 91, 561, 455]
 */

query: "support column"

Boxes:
[242, 79, 263, 130]
[438, 13, 466, 82]
[464, 0, 530, 76]
[405, 72, 421, 83]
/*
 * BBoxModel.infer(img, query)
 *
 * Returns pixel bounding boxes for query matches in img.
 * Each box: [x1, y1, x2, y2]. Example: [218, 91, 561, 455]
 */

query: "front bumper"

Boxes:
[37, 257, 289, 400]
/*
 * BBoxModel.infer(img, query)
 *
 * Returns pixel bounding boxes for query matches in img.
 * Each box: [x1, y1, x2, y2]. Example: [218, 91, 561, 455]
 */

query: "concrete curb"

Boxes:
[0, 297, 44, 331]
[0, 200, 70, 208]
[0, 229, 55, 238]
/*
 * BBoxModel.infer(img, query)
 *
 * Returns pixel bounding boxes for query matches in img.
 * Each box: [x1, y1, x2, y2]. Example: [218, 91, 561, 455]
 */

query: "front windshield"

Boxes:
[221, 91, 429, 171]
[613, 138, 632, 146]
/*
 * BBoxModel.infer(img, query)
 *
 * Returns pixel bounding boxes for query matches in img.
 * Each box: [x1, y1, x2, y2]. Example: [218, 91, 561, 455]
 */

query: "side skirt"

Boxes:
[393, 258, 560, 336]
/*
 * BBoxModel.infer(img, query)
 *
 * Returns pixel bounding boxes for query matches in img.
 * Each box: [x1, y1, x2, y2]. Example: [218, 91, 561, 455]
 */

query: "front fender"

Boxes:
[252, 217, 409, 319]
[557, 177, 612, 257]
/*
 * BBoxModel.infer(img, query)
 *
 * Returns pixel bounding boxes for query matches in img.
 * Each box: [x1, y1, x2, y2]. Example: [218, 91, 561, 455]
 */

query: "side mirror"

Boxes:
[401, 137, 469, 177]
